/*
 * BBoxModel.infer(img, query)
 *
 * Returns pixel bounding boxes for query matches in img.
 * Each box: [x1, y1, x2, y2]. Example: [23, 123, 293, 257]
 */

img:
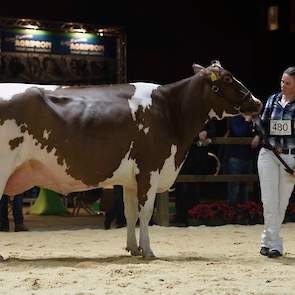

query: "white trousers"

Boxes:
[258, 148, 295, 253]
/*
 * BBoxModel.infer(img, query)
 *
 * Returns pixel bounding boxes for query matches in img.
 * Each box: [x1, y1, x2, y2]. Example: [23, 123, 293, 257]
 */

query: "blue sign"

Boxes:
[1, 29, 53, 53]
[1, 29, 117, 57]
[57, 32, 116, 57]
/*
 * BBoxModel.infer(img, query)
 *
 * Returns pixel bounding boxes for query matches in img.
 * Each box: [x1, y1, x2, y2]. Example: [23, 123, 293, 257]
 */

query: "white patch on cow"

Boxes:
[43, 129, 51, 140]
[138, 170, 159, 217]
[0, 120, 25, 187]
[223, 112, 236, 117]
[157, 144, 182, 193]
[208, 108, 235, 120]
[138, 123, 144, 130]
[128, 83, 159, 121]
[139, 170, 159, 210]
[0, 83, 60, 101]
[251, 93, 261, 104]
[99, 141, 139, 189]
[143, 127, 150, 134]
[137, 124, 150, 134]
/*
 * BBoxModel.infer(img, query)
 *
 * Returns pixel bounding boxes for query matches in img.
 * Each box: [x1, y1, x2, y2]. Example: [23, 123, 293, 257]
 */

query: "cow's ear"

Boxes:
[192, 63, 204, 74]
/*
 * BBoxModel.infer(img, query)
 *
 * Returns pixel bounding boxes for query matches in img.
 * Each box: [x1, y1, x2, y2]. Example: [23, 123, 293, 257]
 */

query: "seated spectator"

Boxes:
[104, 185, 126, 229]
[0, 194, 29, 232]
[226, 114, 260, 207]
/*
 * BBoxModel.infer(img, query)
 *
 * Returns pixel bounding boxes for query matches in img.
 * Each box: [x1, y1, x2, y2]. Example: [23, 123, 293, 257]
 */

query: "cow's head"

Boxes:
[192, 60, 262, 119]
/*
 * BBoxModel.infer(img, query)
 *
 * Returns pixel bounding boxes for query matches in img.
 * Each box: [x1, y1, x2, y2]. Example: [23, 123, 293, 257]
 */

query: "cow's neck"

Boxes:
[163, 75, 210, 147]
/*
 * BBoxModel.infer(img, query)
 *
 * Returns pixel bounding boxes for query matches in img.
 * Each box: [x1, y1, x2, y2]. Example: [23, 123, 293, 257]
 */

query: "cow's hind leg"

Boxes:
[138, 191, 157, 257]
[137, 172, 159, 258]
[0, 172, 11, 260]
[123, 187, 140, 256]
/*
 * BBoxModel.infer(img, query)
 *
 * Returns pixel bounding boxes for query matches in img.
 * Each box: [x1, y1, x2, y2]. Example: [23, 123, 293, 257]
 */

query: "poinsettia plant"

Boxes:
[188, 201, 264, 225]
[234, 201, 264, 224]
[188, 202, 235, 225]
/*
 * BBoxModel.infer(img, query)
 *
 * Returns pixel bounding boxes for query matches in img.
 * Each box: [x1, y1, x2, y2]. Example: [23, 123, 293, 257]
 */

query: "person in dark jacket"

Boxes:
[0, 194, 28, 232]
[226, 115, 260, 208]
[104, 185, 126, 229]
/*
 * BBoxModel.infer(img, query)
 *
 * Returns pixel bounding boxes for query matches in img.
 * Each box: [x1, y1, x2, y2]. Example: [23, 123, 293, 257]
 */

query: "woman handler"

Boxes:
[258, 66, 295, 258]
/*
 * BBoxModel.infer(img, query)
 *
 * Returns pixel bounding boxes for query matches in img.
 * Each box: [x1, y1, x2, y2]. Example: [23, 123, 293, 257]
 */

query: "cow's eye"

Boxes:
[223, 75, 233, 84]
[212, 85, 219, 93]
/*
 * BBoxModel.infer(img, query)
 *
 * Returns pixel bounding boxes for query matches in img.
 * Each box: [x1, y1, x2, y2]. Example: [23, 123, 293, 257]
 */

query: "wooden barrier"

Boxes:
[154, 137, 259, 226]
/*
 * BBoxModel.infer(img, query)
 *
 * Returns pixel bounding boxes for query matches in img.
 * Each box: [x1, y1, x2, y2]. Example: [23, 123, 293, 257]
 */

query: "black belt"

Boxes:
[262, 144, 295, 155]
[260, 143, 294, 174]
[280, 148, 295, 155]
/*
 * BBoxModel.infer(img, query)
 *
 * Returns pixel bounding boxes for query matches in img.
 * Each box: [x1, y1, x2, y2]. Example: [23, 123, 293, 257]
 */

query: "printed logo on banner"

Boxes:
[68, 33, 104, 56]
[1, 29, 53, 53]
[57, 33, 117, 57]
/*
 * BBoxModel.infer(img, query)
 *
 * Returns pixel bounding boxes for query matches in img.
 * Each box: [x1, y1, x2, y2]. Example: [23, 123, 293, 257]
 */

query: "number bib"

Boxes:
[269, 119, 292, 136]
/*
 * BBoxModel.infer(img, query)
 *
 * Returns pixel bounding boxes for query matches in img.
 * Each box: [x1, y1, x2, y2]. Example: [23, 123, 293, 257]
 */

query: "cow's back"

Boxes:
[0, 83, 174, 193]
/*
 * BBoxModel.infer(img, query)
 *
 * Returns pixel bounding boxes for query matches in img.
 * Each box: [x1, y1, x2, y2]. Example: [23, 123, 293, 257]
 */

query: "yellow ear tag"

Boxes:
[210, 72, 219, 81]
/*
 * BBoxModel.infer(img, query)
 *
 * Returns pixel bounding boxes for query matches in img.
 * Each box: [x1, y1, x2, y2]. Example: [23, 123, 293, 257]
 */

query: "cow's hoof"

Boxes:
[126, 247, 142, 256]
[142, 251, 155, 258]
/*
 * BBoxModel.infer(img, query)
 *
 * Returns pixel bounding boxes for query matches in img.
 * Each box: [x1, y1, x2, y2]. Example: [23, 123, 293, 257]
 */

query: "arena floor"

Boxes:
[0, 213, 295, 294]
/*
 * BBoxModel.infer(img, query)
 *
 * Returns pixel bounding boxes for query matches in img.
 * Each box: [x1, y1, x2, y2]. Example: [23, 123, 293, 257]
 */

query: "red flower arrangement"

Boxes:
[187, 201, 295, 226]
[234, 201, 264, 225]
[188, 202, 235, 226]
[188, 201, 264, 226]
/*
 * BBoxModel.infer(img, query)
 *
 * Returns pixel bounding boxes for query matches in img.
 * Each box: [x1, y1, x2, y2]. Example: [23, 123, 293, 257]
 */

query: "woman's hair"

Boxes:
[284, 67, 295, 76]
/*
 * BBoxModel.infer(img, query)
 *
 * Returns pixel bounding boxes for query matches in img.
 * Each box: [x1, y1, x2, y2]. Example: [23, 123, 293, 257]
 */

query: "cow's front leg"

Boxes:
[123, 187, 140, 256]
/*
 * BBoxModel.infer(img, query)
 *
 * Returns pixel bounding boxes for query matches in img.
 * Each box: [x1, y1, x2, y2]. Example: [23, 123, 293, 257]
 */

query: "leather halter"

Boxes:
[210, 81, 251, 112]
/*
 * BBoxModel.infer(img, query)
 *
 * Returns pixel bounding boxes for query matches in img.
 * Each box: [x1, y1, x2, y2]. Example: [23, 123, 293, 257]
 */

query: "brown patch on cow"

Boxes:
[9, 136, 24, 150]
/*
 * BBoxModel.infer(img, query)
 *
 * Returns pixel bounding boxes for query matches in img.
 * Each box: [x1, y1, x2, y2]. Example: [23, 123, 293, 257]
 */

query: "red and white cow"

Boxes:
[0, 61, 261, 257]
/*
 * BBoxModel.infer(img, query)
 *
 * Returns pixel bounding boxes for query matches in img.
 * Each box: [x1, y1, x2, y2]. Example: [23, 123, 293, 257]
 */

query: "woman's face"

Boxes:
[281, 73, 295, 97]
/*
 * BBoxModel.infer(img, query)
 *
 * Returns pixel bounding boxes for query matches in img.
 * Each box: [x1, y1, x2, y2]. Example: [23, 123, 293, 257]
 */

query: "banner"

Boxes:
[1, 29, 117, 58]
[2, 29, 53, 53]
[0, 21, 125, 84]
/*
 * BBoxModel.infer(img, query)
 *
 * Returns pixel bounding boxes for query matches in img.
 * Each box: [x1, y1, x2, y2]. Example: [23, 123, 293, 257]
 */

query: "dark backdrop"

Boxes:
[0, 0, 294, 102]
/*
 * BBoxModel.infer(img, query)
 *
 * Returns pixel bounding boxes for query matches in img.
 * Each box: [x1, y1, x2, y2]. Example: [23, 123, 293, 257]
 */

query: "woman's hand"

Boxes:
[198, 130, 212, 145]
[251, 135, 260, 149]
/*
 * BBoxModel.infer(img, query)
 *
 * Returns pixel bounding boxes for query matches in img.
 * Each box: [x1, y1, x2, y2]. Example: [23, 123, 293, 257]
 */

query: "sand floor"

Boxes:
[1, 213, 295, 295]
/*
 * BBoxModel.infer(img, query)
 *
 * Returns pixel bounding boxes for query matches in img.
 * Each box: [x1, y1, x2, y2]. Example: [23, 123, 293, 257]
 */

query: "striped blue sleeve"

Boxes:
[261, 94, 276, 122]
